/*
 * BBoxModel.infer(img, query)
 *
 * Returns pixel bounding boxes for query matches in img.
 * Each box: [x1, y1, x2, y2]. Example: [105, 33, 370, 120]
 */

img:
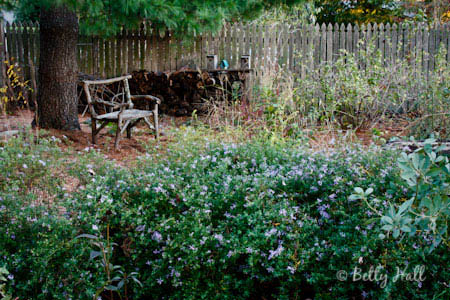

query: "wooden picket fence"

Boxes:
[0, 21, 449, 86]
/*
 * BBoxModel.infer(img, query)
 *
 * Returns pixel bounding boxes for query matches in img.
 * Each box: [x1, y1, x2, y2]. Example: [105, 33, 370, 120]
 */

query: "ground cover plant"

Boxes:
[0, 129, 448, 299]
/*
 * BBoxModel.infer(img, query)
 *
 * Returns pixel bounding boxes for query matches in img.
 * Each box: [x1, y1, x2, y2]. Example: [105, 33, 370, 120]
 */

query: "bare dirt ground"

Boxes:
[0, 109, 409, 163]
[0, 110, 191, 164]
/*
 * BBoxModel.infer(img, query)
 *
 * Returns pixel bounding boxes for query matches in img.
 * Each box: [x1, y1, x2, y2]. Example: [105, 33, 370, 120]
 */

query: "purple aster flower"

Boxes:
[214, 233, 224, 244]
[268, 244, 284, 260]
[152, 231, 162, 243]
[265, 228, 278, 237]
[318, 204, 330, 219]
[287, 266, 296, 274]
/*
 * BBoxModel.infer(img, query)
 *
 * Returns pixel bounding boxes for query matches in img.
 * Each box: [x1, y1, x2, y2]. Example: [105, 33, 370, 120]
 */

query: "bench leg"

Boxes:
[154, 107, 159, 140]
[91, 119, 97, 144]
[126, 126, 132, 139]
[114, 121, 122, 149]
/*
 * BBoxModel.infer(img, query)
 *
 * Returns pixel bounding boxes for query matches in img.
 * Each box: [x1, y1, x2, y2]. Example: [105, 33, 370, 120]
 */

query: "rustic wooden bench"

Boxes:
[82, 75, 160, 149]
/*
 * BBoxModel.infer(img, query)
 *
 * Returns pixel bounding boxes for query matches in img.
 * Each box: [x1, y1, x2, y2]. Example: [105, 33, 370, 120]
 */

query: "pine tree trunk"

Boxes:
[36, 5, 80, 130]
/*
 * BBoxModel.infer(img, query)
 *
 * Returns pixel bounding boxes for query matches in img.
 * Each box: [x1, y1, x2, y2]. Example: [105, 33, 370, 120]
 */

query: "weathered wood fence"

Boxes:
[0, 21, 449, 86]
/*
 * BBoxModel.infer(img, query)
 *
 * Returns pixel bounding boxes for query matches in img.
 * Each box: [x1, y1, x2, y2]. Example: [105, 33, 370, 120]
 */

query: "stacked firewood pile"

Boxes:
[77, 69, 249, 116]
[127, 69, 246, 116]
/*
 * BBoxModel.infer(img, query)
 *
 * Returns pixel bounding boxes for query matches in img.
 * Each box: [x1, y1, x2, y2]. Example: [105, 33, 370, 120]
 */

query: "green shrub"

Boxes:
[353, 136, 449, 253]
[1, 138, 448, 299]
[293, 41, 449, 136]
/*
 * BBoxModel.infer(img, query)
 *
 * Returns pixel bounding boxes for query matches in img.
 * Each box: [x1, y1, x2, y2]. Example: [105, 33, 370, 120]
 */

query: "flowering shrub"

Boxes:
[0, 137, 449, 299]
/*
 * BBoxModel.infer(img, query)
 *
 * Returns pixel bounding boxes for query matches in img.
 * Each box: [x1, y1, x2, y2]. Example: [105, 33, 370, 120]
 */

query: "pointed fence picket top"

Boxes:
[385, 23, 391, 64]
[353, 23, 360, 54]
[0, 21, 448, 82]
[320, 23, 327, 62]
[346, 23, 353, 54]
[339, 23, 346, 56]
[332, 23, 340, 61]
[326, 23, 333, 62]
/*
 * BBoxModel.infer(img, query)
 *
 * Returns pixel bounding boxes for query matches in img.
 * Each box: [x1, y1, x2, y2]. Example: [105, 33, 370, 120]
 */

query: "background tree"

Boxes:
[313, 0, 403, 24]
[1, 0, 305, 130]
[313, 0, 450, 24]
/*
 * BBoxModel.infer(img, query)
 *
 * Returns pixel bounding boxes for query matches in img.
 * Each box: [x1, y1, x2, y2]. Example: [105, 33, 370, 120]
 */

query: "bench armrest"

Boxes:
[130, 95, 161, 105]
[95, 99, 131, 109]
[82, 75, 132, 85]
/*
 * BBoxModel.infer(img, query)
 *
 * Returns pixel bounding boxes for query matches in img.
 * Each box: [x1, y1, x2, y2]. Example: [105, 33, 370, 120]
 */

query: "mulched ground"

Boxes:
[0, 110, 187, 163]
[1, 109, 411, 163]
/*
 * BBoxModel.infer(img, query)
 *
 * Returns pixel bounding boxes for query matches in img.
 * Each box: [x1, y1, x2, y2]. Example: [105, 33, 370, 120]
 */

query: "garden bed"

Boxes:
[0, 130, 448, 299]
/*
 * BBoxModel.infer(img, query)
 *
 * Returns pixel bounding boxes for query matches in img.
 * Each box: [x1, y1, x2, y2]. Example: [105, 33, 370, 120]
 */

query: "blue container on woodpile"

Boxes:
[219, 60, 229, 70]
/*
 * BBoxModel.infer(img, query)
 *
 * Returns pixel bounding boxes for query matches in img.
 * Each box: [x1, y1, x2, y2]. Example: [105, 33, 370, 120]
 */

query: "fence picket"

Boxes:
[2, 21, 448, 81]
[0, 23, 5, 86]
[320, 23, 326, 63]
[353, 23, 359, 54]
[11, 23, 19, 64]
[379, 23, 385, 62]
[326, 23, 332, 63]
[22, 22, 31, 80]
[391, 23, 398, 63]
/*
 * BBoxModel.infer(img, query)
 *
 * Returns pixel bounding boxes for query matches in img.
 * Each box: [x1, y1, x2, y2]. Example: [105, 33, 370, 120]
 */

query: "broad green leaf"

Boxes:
[381, 224, 393, 231]
[393, 228, 400, 238]
[397, 199, 413, 216]
[400, 225, 411, 232]
[381, 216, 393, 225]
[354, 187, 364, 194]
[365, 188, 373, 196]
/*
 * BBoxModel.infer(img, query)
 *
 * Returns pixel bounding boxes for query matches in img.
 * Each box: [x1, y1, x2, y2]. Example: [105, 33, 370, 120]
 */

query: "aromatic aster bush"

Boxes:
[65, 142, 448, 299]
[0, 134, 105, 299]
[1, 135, 449, 299]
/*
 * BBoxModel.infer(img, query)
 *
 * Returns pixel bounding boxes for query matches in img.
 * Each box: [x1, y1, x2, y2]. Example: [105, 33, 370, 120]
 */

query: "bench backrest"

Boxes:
[82, 75, 133, 118]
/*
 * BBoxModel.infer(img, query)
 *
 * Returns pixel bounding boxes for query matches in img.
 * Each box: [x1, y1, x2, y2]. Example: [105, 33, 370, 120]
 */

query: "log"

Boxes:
[126, 69, 251, 116]
[385, 141, 450, 156]
[78, 68, 252, 116]
[0, 130, 19, 138]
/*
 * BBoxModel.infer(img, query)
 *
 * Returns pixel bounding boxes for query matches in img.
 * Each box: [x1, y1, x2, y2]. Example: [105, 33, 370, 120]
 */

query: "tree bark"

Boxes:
[36, 5, 80, 130]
